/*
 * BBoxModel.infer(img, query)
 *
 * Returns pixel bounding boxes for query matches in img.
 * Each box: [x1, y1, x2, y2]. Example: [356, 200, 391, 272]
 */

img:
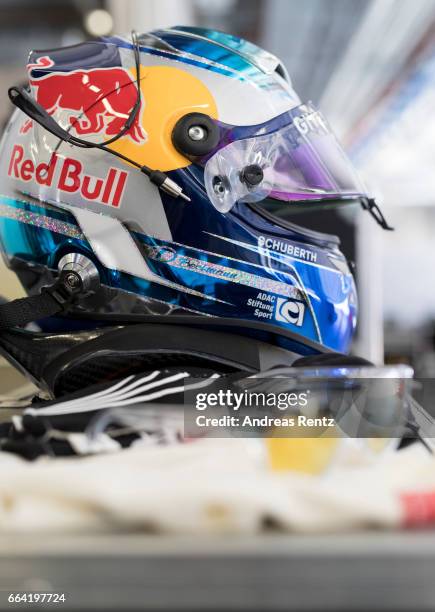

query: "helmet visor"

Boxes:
[203, 102, 368, 213]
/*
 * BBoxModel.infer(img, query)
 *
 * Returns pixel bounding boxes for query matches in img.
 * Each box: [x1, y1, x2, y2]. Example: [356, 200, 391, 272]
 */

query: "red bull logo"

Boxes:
[21, 56, 146, 144]
[8, 144, 128, 208]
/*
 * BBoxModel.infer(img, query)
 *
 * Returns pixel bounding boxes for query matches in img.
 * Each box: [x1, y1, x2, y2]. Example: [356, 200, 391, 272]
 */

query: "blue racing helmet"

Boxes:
[0, 27, 390, 355]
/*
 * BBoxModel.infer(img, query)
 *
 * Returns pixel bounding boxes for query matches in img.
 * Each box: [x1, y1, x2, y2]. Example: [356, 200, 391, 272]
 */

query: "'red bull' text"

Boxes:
[8, 144, 128, 208]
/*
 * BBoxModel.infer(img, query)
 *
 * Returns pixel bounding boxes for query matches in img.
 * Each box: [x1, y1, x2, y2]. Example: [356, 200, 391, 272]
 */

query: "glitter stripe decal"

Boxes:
[145, 245, 303, 300]
[0, 203, 84, 240]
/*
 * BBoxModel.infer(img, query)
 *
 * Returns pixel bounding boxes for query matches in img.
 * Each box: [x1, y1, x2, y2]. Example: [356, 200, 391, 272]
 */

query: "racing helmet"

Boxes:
[0, 27, 387, 355]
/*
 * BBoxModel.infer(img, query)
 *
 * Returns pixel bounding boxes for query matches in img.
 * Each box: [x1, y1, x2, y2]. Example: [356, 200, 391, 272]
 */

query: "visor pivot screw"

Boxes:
[212, 175, 227, 196]
[65, 272, 80, 289]
[58, 253, 100, 294]
[240, 164, 264, 187]
[188, 125, 206, 141]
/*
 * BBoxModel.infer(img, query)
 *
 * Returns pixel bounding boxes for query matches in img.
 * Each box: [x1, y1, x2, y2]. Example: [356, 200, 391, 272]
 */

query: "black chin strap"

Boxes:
[0, 272, 84, 331]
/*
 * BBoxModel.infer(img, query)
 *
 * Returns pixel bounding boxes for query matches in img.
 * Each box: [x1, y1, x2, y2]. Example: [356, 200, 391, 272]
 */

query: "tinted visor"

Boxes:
[202, 103, 368, 213]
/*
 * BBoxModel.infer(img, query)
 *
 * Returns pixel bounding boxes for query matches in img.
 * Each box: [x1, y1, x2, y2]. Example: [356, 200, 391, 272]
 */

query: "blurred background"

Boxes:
[0, 0, 434, 372]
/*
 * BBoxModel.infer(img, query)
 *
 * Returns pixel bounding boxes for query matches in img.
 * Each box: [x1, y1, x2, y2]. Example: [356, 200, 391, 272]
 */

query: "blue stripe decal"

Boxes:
[102, 36, 246, 81]
[151, 30, 260, 77]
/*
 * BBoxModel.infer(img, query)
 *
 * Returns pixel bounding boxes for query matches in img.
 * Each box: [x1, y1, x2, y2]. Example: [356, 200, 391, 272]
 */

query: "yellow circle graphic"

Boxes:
[109, 65, 218, 172]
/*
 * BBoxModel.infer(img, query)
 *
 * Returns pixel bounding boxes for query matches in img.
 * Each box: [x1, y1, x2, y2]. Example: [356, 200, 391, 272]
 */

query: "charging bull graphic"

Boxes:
[21, 56, 146, 144]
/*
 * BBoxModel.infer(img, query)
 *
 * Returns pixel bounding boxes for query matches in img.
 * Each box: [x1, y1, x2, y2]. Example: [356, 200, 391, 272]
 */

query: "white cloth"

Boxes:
[0, 439, 434, 533]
